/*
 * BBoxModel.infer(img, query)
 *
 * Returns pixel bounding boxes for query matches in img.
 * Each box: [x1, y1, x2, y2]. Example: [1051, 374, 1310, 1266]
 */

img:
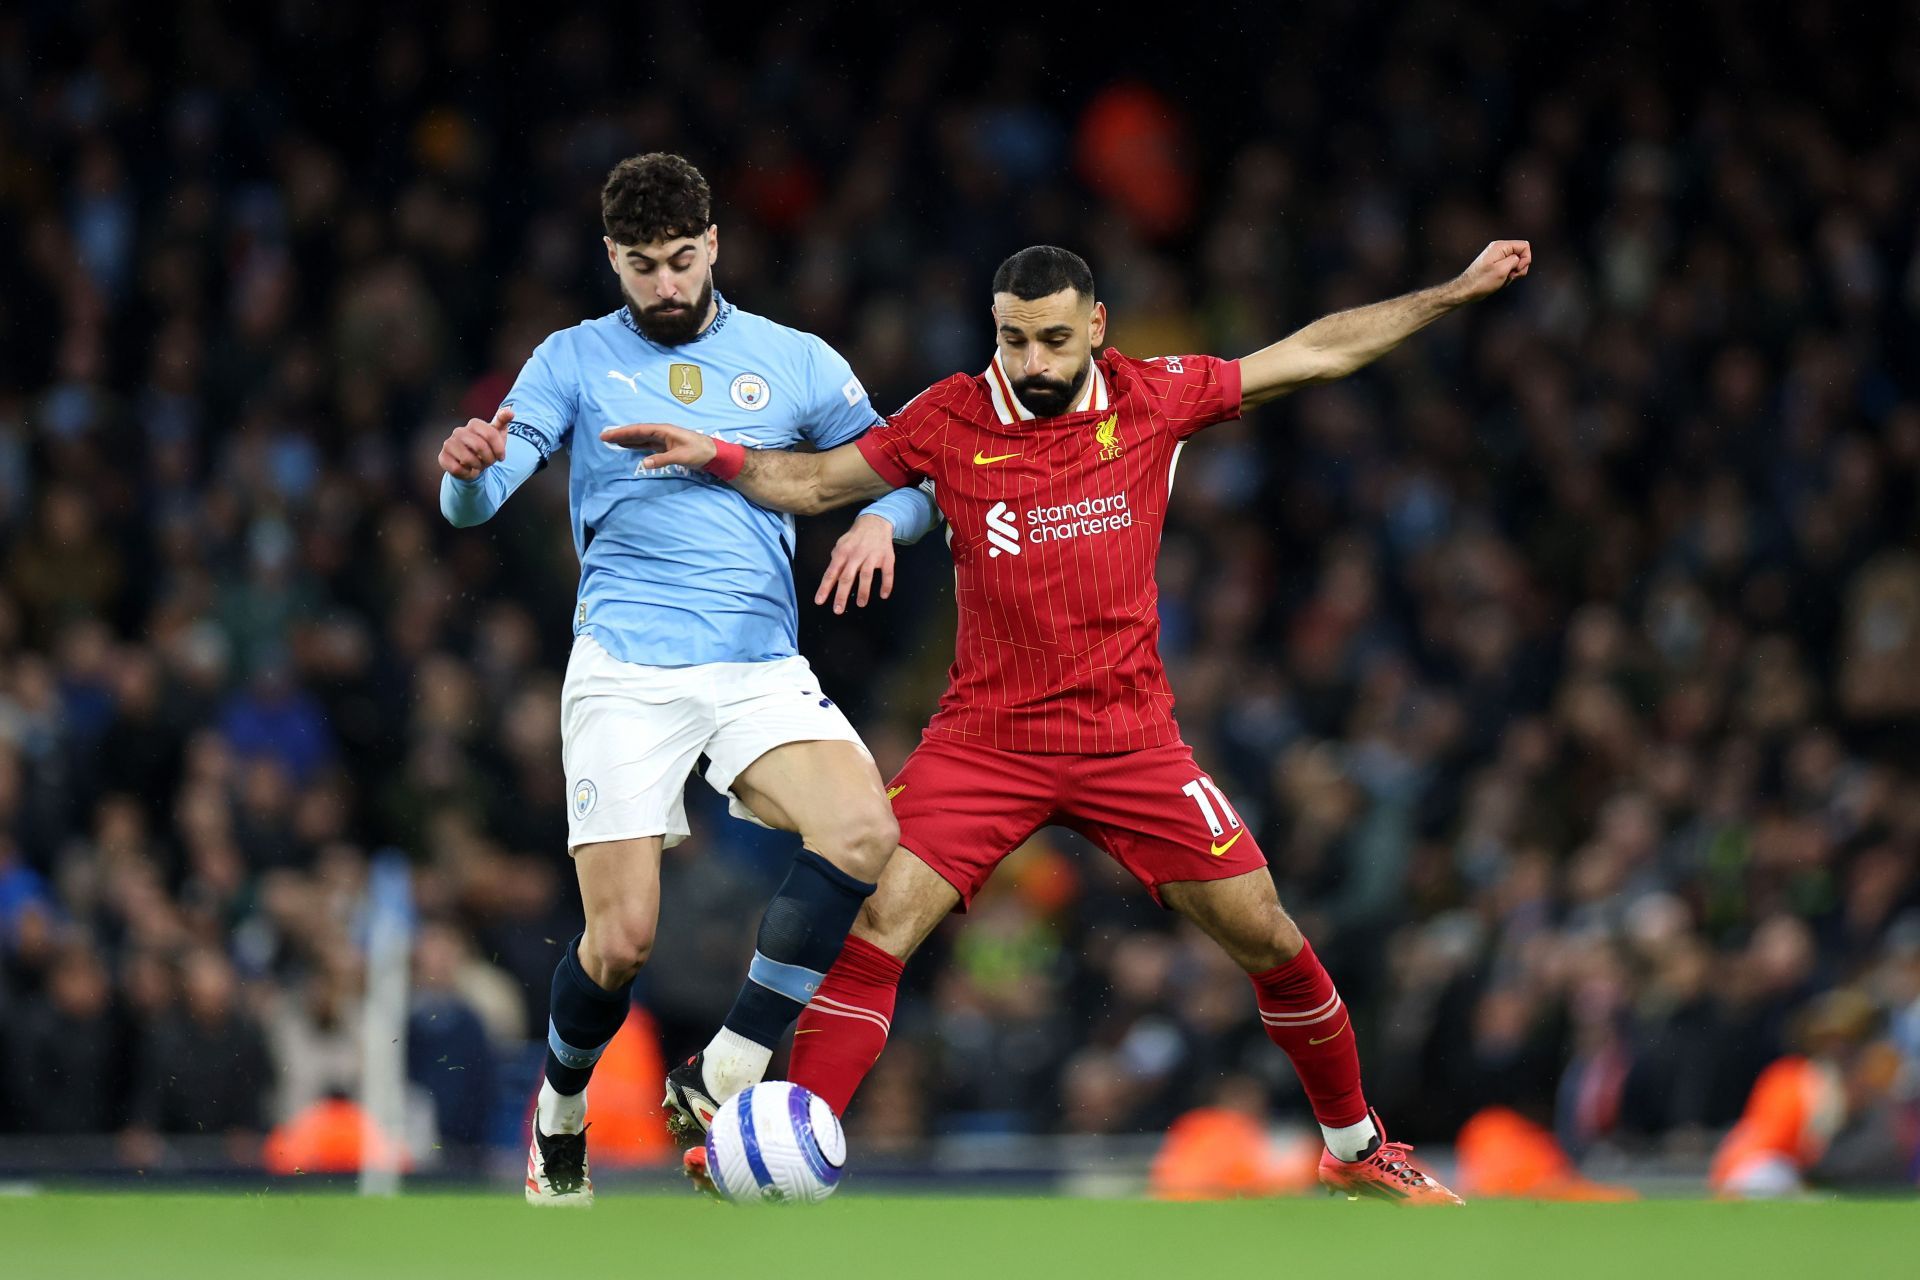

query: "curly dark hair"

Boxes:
[601, 153, 712, 246]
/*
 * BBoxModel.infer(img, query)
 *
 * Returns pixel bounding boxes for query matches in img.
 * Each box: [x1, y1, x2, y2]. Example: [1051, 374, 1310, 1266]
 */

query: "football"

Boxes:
[703, 1082, 847, 1204]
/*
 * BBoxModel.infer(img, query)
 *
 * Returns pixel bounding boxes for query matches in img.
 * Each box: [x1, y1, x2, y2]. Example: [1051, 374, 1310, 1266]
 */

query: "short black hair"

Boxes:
[991, 245, 1096, 302]
[601, 153, 712, 246]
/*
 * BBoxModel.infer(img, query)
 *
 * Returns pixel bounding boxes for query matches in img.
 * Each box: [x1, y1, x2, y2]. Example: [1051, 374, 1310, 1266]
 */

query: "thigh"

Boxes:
[884, 739, 1061, 910]
[726, 738, 887, 837]
[572, 835, 665, 937]
[1159, 868, 1301, 974]
[1062, 741, 1270, 907]
[561, 635, 711, 851]
[701, 655, 871, 831]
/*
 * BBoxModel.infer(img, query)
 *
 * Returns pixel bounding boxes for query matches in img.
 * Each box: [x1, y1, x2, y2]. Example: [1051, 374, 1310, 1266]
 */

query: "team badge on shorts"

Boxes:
[572, 779, 598, 819]
[730, 372, 771, 411]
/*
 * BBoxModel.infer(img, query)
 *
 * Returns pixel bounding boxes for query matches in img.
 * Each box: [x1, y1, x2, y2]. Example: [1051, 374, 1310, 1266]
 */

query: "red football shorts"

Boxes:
[886, 737, 1268, 908]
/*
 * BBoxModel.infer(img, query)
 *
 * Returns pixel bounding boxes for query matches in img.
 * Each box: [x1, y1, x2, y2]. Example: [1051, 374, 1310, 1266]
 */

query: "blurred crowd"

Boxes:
[2, 2, 1919, 1187]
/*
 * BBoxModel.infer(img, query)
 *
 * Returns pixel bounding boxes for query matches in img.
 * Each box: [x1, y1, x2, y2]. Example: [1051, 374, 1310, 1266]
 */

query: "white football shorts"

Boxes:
[560, 633, 868, 851]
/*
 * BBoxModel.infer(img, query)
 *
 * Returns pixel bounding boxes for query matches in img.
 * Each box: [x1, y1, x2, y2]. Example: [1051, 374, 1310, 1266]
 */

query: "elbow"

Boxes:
[440, 474, 494, 527]
[440, 500, 488, 529]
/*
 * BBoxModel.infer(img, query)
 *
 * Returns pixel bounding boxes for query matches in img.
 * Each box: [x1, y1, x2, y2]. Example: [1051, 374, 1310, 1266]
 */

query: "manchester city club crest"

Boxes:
[572, 779, 598, 819]
[730, 372, 771, 411]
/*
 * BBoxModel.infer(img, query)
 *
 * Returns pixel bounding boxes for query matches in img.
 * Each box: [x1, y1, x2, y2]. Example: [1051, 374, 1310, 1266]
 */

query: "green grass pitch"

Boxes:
[3, 1193, 1914, 1279]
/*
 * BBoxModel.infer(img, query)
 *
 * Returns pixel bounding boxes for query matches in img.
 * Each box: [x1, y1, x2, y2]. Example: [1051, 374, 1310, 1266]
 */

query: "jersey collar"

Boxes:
[618, 290, 736, 348]
[984, 349, 1108, 425]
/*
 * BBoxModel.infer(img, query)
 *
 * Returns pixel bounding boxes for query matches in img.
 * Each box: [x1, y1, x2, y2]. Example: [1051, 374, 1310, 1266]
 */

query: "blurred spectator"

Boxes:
[265, 946, 363, 1124]
[126, 949, 273, 1154]
[1710, 989, 1910, 1196]
[405, 920, 496, 1150]
[4, 942, 120, 1134]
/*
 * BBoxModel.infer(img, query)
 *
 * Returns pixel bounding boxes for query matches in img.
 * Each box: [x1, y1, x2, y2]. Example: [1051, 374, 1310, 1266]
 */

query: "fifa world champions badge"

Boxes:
[669, 363, 704, 404]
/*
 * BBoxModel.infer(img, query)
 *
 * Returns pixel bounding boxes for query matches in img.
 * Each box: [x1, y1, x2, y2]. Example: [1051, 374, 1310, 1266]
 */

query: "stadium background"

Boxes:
[1, 0, 1917, 1193]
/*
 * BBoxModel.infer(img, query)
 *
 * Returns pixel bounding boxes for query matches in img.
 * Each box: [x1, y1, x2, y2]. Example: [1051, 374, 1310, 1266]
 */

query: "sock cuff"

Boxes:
[562, 933, 634, 1004]
[1249, 937, 1331, 1001]
[794, 847, 878, 898]
[548, 1019, 614, 1069]
[835, 934, 907, 986]
[748, 950, 828, 1004]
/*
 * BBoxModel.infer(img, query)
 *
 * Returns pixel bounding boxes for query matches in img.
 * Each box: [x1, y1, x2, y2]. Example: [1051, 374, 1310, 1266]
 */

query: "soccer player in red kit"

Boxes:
[609, 238, 1530, 1203]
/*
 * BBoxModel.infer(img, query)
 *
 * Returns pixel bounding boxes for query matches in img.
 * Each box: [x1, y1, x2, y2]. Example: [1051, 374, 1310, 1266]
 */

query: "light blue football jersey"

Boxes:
[439, 293, 939, 667]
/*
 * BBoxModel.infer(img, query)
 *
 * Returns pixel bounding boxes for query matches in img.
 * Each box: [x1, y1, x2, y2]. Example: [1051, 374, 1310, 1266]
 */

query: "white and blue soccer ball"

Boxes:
[703, 1081, 846, 1204]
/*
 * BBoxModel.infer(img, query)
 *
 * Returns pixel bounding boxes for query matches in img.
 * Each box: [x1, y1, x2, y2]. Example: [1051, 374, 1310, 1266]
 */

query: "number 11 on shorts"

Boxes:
[1181, 776, 1242, 838]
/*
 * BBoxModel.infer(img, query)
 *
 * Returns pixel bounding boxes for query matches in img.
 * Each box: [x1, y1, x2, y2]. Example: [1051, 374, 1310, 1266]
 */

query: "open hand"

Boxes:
[815, 514, 897, 613]
[599, 422, 717, 471]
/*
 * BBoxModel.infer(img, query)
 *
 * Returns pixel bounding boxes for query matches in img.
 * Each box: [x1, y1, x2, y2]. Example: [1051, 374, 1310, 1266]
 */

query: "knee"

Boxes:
[813, 803, 899, 883]
[1243, 907, 1307, 973]
[852, 896, 917, 961]
[1271, 911, 1306, 963]
[580, 916, 654, 988]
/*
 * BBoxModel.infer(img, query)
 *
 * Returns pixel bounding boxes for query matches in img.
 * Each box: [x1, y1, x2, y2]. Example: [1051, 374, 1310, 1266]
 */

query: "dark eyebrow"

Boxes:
[625, 244, 698, 264]
[1036, 325, 1074, 340]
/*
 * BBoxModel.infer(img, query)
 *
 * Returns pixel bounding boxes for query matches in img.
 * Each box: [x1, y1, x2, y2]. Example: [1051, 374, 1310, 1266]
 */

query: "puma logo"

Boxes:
[606, 370, 643, 393]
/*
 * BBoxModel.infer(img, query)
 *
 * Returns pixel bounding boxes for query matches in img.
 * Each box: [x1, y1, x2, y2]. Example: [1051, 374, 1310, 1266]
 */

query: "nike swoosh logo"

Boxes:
[973, 451, 1020, 465]
[1209, 829, 1245, 856]
[1309, 1017, 1349, 1046]
[885, 784, 906, 800]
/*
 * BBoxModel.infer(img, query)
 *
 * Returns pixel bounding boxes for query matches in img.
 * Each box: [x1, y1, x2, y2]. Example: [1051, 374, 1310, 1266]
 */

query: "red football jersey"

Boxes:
[856, 347, 1242, 754]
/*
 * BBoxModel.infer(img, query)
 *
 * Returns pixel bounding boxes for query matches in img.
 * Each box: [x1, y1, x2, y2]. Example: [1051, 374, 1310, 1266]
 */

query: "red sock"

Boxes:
[1249, 938, 1368, 1129]
[788, 935, 904, 1116]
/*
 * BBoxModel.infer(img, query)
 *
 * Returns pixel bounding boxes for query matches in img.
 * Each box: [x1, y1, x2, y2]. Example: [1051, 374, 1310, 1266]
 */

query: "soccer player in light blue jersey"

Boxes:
[436, 154, 939, 1205]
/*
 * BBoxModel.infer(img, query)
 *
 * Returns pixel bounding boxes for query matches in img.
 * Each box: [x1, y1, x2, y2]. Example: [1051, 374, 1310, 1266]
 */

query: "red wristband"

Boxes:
[706, 438, 746, 481]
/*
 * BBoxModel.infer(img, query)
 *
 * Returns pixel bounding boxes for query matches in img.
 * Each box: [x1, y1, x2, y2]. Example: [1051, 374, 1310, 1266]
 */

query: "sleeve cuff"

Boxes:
[1220, 358, 1244, 420]
[506, 421, 553, 467]
[855, 432, 914, 489]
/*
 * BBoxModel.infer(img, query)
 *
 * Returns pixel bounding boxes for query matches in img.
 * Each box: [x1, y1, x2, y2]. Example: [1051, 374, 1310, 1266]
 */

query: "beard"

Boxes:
[1011, 360, 1090, 418]
[625, 272, 714, 345]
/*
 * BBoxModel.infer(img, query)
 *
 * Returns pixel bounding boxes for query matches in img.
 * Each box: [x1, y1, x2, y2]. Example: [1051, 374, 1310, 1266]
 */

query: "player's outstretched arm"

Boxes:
[598, 423, 897, 515]
[1238, 240, 1531, 408]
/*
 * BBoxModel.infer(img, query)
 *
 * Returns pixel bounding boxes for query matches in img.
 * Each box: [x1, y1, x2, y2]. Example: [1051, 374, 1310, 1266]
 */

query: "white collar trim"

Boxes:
[985, 350, 1107, 424]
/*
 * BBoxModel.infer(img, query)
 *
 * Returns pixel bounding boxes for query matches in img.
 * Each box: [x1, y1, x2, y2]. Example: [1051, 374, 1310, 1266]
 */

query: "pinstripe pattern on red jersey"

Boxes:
[854, 350, 1242, 754]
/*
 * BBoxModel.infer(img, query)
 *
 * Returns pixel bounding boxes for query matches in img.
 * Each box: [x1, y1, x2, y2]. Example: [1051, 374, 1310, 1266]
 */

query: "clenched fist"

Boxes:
[1453, 240, 1533, 302]
[439, 406, 514, 481]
